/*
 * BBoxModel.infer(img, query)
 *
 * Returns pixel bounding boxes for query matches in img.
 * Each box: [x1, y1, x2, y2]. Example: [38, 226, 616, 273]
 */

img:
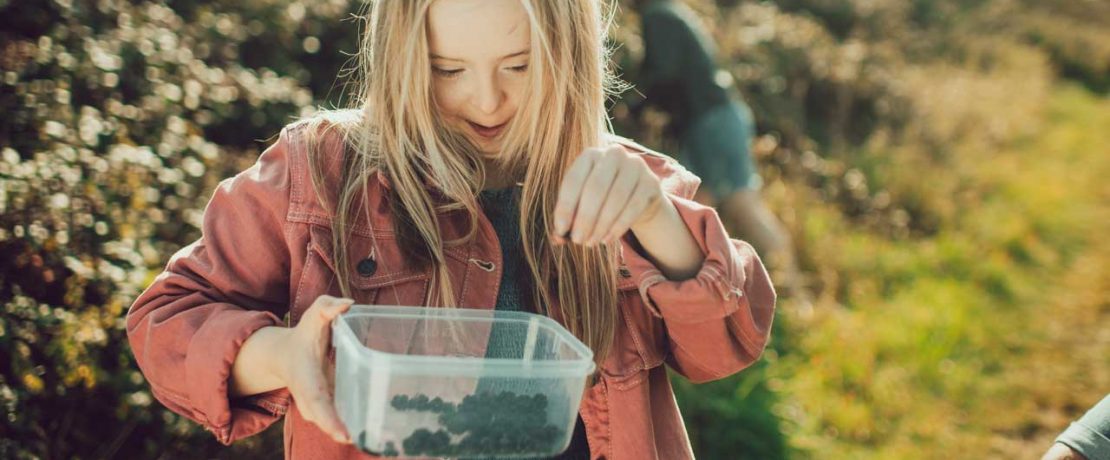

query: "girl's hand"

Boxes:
[1041, 443, 1088, 460]
[553, 145, 666, 246]
[278, 295, 354, 444]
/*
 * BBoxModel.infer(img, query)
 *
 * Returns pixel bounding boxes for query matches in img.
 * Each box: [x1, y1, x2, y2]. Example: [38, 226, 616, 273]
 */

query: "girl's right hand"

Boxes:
[278, 295, 354, 444]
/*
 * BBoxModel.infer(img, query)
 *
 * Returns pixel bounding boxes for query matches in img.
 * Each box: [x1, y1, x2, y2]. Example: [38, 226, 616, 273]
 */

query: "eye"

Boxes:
[433, 67, 463, 78]
[507, 64, 529, 73]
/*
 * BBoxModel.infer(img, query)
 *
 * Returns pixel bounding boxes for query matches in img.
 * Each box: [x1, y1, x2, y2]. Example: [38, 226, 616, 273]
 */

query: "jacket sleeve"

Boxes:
[1054, 394, 1110, 460]
[125, 126, 297, 444]
[619, 143, 777, 384]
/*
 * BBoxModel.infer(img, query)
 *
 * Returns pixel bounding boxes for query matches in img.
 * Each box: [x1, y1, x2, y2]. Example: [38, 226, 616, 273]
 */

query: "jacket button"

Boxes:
[357, 258, 377, 277]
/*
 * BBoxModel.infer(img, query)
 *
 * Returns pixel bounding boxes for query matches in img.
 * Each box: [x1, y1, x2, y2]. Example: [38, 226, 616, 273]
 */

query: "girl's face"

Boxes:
[427, 0, 531, 155]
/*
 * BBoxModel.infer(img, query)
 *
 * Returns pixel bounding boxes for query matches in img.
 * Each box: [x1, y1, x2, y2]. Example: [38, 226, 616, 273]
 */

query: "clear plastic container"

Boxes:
[331, 305, 596, 459]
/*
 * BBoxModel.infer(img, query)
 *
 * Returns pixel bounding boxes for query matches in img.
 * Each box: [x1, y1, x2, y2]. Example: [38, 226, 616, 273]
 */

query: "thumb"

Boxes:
[319, 298, 354, 324]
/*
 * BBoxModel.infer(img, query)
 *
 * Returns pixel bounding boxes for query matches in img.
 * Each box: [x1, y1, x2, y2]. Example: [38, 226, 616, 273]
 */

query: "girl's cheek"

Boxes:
[433, 88, 465, 118]
[430, 81, 448, 104]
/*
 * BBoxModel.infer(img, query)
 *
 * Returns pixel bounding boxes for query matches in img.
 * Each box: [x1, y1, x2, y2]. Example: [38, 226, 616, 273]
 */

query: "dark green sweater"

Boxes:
[477, 187, 533, 314]
[477, 187, 590, 460]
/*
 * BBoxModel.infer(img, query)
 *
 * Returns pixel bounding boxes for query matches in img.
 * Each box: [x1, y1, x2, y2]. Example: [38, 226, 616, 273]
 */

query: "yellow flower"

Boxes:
[22, 373, 44, 394]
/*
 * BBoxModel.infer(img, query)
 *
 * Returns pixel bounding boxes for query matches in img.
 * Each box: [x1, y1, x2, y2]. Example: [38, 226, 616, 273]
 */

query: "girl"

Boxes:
[126, 1, 776, 459]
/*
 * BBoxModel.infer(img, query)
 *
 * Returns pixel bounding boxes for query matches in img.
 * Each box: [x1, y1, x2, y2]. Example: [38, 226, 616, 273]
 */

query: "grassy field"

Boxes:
[765, 84, 1110, 458]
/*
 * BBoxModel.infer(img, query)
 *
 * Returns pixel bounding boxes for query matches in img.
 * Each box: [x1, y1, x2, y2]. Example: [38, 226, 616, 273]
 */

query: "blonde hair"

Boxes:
[299, 0, 625, 368]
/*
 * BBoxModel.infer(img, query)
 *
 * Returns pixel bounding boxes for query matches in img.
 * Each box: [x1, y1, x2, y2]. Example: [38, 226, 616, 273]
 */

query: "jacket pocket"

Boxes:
[291, 225, 431, 322]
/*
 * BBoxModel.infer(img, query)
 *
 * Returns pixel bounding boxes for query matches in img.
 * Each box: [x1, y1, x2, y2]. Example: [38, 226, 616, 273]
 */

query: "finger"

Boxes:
[553, 148, 601, 241]
[569, 151, 620, 245]
[306, 296, 353, 328]
[319, 297, 353, 323]
[309, 391, 350, 443]
[586, 158, 640, 244]
[312, 299, 352, 359]
[300, 368, 350, 443]
[324, 355, 337, 397]
[298, 297, 352, 353]
[310, 294, 338, 309]
[603, 177, 659, 243]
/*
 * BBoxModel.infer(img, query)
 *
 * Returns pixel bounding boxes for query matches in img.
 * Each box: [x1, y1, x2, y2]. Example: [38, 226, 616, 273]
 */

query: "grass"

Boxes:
[770, 84, 1110, 458]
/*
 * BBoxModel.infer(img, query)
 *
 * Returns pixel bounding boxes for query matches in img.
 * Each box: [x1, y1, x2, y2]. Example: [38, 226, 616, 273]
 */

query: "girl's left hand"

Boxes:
[552, 145, 667, 246]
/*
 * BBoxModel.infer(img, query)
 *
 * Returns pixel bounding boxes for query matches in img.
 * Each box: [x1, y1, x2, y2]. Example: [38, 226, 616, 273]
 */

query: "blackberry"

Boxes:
[355, 432, 402, 457]
[390, 394, 410, 410]
[393, 390, 566, 455]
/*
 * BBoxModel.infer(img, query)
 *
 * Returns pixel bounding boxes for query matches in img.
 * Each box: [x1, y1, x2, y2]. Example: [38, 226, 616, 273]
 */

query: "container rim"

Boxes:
[331, 305, 597, 377]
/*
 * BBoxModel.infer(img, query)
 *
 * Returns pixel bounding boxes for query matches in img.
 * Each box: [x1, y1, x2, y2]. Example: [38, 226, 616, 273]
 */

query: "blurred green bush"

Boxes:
[0, 1, 358, 457]
[1, 0, 1106, 458]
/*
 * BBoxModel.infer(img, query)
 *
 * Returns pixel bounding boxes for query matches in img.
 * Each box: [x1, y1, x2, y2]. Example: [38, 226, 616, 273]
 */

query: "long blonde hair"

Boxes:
[300, 0, 625, 368]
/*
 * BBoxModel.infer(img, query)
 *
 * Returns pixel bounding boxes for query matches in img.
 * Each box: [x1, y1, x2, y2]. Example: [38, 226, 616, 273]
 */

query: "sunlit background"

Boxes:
[1, 0, 1108, 458]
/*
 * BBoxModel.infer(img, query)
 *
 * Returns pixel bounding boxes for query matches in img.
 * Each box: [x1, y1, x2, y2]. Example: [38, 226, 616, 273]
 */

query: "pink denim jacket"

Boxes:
[126, 118, 776, 460]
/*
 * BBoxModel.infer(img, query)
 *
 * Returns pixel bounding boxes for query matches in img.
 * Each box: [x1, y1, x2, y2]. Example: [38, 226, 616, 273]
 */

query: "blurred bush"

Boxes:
[1, 0, 1106, 458]
[0, 1, 358, 457]
[607, 1, 1108, 458]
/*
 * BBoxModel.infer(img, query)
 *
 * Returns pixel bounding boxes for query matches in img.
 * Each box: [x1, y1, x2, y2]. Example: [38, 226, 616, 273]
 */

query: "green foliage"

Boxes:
[671, 361, 789, 459]
[0, 0, 359, 457]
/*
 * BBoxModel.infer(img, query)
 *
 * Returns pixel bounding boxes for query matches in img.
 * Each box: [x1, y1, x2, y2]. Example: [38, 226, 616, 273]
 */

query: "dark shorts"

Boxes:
[678, 100, 762, 200]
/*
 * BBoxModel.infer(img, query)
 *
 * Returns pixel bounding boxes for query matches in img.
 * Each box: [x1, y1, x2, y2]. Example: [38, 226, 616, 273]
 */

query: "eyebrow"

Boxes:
[430, 49, 530, 62]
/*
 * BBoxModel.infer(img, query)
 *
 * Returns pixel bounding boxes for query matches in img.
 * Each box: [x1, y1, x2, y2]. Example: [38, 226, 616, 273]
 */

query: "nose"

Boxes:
[471, 71, 503, 116]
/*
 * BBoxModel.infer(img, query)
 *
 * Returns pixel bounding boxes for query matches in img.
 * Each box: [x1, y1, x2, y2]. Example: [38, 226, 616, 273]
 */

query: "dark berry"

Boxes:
[391, 394, 410, 410]
[382, 441, 399, 457]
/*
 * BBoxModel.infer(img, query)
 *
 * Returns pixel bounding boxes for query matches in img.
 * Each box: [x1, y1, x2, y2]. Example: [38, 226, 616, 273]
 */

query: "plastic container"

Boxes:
[331, 305, 596, 459]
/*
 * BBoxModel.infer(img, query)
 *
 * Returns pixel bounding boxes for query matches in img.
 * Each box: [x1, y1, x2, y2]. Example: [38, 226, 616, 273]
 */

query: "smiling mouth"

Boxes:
[468, 121, 507, 139]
